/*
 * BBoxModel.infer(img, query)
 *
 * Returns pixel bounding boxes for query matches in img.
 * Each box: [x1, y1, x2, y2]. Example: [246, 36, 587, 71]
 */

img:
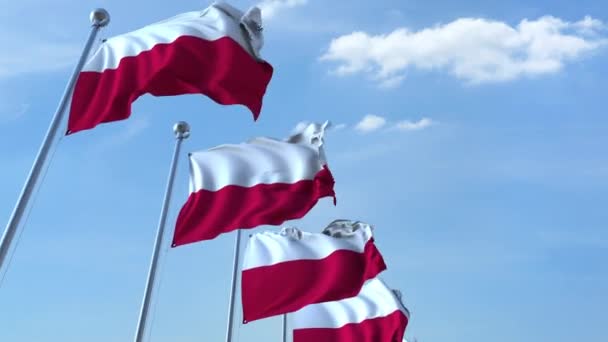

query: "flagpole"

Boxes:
[133, 121, 190, 342]
[225, 229, 242, 342]
[282, 314, 288, 342]
[0, 9, 110, 276]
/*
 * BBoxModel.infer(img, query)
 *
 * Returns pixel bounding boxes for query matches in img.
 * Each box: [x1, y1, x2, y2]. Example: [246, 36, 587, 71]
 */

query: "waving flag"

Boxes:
[172, 122, 335, 247]
[67, 1, 273, 134]
[241, 220, 386, 323]
[293, 277, 409, 342]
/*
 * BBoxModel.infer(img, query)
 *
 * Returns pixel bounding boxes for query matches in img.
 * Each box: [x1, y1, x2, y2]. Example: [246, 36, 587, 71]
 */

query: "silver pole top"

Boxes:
[90, 8, 110, 27]
[173, 121, 191, 139]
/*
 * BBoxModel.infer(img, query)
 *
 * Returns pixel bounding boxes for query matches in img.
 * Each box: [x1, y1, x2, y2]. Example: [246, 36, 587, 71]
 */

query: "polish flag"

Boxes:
[67, 1, 273, 135]
[293, 277, 410, 342]
[241, 220, 387, 323]
[172, 122, 336, 247]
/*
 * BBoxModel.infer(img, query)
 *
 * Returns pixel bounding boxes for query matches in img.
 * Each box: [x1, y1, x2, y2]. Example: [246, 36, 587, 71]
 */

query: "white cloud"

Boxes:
[353, 115, 436, 133]
[320, 15, 607, 86]
[394, 118, 435, 131]
[257, 0, 308, 20]
[378, 75, 406, 89]
[333, 123, 347, 130]
[574, 15, 605, 35]
[292, 121, 347, 133]
[355, 114, 386, 133]
[292, 121, 309, 133]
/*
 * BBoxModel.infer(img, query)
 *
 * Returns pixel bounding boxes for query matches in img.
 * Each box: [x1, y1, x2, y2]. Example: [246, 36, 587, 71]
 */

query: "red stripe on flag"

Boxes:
[67, 35, 273, 134]
[293, 310, 408, 342]
[241, 238, 386, 323]
[172, 166, 336, 247]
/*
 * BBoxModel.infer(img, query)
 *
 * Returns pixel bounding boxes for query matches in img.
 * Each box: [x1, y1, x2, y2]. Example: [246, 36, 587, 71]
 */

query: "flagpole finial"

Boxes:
[90, 8, 110, 27]
[173, 121, 190, 139]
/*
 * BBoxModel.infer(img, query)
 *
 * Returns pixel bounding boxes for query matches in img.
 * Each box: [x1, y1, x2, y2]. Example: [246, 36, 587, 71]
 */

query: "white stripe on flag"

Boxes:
[188, 122, 328, 193]
[293, 277, 409, 329]
[83, 2, 264, 72]
[243, 223, 373, 269]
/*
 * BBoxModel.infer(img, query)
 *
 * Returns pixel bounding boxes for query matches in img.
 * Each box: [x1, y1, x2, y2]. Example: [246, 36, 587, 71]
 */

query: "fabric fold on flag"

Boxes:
[293, 277, 410, 342]
[172, 122, 336, 247]
[67, 1, 273, 134]
[241, 220, 387, 323]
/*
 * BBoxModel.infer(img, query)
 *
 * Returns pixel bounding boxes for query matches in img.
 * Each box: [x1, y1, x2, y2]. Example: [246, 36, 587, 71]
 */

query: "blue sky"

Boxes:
[1, 0, 607, 341]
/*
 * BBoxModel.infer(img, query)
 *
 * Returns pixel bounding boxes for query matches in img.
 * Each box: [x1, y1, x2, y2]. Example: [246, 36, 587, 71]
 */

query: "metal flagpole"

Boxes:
[0, 9, 110, 276]
[225, 229, 242, 342]
[282, 314, 288, 342]
[133, 121, 190, 342]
